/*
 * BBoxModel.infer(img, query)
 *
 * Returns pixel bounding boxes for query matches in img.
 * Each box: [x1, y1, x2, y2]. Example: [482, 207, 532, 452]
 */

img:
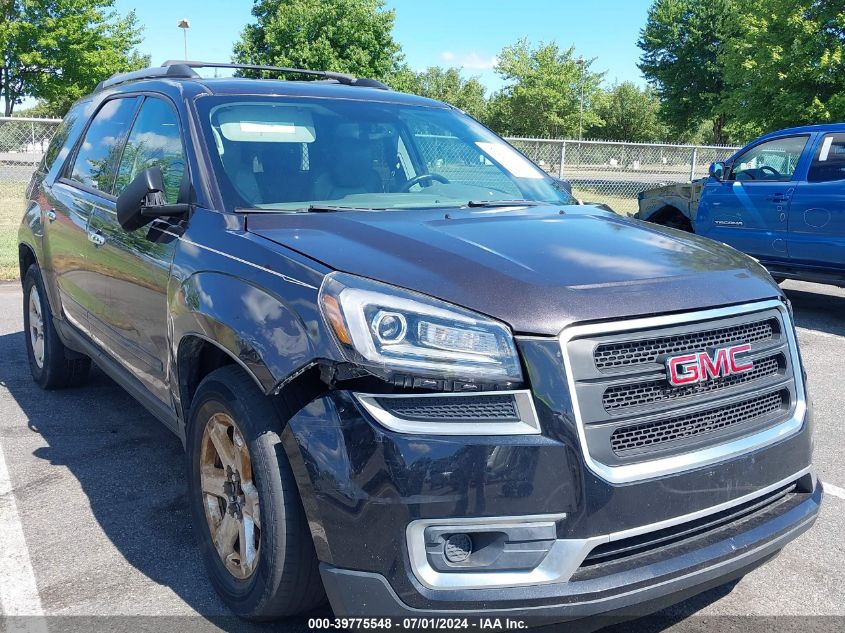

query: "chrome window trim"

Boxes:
[406, 465, 813, 590]
[353, 390, 541, 436]
[559, 299, 807, 484]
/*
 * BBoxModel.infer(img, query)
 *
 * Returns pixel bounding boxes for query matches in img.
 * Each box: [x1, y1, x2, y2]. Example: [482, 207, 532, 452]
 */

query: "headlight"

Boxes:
[319, 272, 523, 385]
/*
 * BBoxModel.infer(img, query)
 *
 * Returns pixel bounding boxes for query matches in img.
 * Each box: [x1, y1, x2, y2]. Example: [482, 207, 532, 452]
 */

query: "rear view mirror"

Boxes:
[116, 166, 189, 232]
[709, 161, 725, 181]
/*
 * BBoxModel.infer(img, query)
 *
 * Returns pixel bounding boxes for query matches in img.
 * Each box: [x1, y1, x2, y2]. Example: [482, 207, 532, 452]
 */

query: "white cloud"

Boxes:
[439, 51, 498, 70]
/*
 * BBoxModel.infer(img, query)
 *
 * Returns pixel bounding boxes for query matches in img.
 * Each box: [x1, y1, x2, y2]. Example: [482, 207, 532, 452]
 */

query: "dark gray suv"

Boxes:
[18, 61, 820, 625]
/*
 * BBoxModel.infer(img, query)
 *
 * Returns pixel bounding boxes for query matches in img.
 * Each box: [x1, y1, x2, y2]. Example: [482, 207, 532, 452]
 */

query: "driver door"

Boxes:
[697, 135, 809, 261]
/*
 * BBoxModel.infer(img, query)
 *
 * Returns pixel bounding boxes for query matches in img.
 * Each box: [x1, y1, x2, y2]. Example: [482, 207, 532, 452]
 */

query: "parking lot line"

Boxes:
[822, 481, 845, 501]
[0, 438, 45, 619]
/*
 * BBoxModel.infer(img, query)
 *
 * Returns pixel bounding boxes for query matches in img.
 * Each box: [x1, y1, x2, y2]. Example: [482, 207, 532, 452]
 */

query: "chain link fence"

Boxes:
[0, 117, 60, 213]
[0, 117, 740, 217]
[508, 138, 740, 214]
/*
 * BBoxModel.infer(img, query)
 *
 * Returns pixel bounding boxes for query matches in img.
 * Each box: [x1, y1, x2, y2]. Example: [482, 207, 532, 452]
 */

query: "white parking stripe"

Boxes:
[823, 480, 845, 501]
[0, 438, 46, 625]
[796, 327, 843, 340]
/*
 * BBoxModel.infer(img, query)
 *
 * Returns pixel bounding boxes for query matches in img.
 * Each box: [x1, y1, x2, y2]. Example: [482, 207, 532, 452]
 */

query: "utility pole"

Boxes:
[576, 57, 586, 141]
[178, 18, 190, 60]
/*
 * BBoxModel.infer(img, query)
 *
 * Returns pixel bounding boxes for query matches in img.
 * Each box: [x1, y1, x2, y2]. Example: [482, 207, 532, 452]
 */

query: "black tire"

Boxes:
[22, 264, 91, 389]
[186, 365, 325, 619]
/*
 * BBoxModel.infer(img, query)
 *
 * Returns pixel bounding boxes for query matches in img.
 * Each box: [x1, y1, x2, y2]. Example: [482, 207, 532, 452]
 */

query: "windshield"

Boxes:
[196, 95, 575, 211]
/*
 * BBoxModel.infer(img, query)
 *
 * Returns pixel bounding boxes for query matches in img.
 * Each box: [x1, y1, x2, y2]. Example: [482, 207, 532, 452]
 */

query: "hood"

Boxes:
[247, 205, 781, 336]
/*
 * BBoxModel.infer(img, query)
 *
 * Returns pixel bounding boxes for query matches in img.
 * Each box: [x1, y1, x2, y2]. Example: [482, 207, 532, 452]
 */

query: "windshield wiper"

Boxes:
[306, 205, 367, 213]
[466, 199, 549, 208]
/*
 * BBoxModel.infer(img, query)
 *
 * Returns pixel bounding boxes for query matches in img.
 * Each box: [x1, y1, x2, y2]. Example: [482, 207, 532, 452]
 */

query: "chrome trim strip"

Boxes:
[353, 390, 541, 436]
[406, 465, 813, 590]
[559, 300, 807, 484]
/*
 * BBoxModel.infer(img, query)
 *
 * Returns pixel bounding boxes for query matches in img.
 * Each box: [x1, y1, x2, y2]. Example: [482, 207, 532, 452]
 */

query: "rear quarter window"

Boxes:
[40, 101, 92, 177]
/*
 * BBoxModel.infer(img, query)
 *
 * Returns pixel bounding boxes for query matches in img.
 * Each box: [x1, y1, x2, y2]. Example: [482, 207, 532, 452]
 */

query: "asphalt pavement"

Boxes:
[0, 279, 842, 633]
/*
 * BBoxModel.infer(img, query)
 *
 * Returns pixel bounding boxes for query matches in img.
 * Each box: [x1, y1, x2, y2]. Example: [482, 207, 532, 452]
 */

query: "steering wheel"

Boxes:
[399, 173, 449, 192]
[759, 165, 782, 179]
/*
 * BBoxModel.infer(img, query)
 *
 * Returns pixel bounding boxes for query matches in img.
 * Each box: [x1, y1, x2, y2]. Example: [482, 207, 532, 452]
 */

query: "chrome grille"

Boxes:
[594, 318, 777, 371]
[563, 304, 801, 478]
[602, 354, 783, 412]
[610, 390, 788, 454]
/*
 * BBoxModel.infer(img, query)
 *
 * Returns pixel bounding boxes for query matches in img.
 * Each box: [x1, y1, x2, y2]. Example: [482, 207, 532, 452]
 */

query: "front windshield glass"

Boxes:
[196, 95, 575, 211]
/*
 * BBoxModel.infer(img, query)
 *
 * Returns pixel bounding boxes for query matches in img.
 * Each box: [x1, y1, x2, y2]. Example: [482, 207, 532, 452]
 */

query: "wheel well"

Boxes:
[19, 244, 36, 281]
[176, 335, 326, 427]
[177, 336, 239, 417]
[648, 205, 693, 232]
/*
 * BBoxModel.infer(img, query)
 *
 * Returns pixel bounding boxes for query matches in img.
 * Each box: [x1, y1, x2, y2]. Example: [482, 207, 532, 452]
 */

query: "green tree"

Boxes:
[638, 0, 740, 144]
[487, 39, 604, 138]
[233, 0, 403, 81]
[0, 0, 147, 116]
[589, 82, 667, 142]
[719, 0, 845, 138]
[399, 67, 488, 121]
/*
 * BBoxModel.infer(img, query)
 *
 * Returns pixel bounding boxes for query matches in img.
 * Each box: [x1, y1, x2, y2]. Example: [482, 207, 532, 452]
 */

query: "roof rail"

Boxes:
[95, 64, 200, 92]
[161, 60, 390, 90]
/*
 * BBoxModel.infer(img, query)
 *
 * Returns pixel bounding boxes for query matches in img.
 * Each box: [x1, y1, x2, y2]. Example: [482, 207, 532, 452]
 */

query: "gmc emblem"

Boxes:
[666, 344, 754, 387]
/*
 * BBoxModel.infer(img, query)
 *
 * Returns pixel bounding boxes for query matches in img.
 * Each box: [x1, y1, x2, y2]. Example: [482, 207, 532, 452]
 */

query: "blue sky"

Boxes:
[112, 0, 654, 92]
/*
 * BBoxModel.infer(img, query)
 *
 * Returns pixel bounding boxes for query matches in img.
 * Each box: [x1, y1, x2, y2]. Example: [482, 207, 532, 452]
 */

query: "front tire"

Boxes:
[22, 264, 91, 389]
[186, 366, 324, 619]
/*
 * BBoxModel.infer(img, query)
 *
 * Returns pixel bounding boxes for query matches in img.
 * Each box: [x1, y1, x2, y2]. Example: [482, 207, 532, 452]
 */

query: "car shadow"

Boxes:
[0, 328, 327, 632]
[780, 281, 845, 339]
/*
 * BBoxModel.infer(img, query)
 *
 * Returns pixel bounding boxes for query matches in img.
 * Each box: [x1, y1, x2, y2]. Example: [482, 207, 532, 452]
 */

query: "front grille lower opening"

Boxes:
[579, 481, 799, 569]
[602, 353, 785, 413]
[610, 389, 789, 454]
[594, 318, 779, 371]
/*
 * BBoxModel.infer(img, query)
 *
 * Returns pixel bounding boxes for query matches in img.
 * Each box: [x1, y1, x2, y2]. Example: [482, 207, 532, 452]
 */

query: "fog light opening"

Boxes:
[444, 533, 473, 563]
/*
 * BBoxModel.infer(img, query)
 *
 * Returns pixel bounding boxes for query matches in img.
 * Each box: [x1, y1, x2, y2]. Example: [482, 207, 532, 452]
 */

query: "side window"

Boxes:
[729, 136, 808, 182]
[114, 97, 186, 203]
[807, 133, 845, 183]
[69, 97, 140, 193]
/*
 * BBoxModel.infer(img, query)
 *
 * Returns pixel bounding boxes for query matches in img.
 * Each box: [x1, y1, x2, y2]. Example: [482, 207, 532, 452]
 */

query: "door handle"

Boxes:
[768, 194, 790, 203]
[45, 209, 57, 222]
[88, 231, 106, 247]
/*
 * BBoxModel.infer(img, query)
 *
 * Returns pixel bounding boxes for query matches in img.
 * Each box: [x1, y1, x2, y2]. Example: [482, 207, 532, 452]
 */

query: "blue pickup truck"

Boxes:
[637, 124, 845, 286]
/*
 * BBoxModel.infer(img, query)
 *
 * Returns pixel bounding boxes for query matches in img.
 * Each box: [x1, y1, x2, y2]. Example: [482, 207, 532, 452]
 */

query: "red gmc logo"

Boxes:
[666, 344, 754, 386]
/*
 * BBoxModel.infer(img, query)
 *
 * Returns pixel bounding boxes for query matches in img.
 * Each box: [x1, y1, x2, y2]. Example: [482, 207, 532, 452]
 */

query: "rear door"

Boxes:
[47, 97, 140, 335]
[787, 132, 845, 269]
[86, 95, 187, 404]
[696, 135, 810, 262]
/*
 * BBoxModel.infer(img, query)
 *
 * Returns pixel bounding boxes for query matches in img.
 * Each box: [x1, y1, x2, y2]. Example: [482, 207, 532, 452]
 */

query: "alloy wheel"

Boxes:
[28, 286, 45, 369]
[200, 412, 261, 579]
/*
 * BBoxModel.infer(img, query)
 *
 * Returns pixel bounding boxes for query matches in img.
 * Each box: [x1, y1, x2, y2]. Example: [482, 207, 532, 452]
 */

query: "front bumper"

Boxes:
[279, 334, 818, 623]
[319, 479, 820, 624]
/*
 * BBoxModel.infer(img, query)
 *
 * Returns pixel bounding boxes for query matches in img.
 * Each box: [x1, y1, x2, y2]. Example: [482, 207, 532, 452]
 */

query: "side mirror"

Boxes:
[116, 166, 189, 232]
[709, 161, 725, 181]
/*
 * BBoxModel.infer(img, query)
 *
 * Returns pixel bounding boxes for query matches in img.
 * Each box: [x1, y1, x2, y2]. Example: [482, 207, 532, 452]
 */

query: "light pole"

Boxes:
[576, 57, 586, 141]
[177, 18, 190, 60]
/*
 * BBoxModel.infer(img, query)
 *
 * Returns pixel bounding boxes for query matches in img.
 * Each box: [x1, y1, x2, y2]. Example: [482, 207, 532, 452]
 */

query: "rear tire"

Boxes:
[23, 264, 91, 389]
[186, 365, 325, 619]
